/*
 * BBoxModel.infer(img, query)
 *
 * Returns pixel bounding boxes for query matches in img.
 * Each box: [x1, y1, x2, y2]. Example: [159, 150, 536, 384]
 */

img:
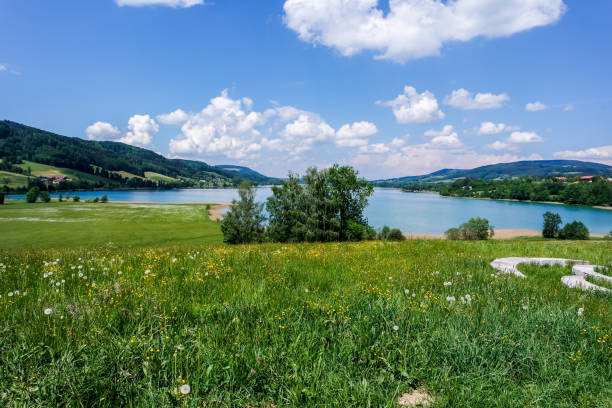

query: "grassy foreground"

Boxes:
[0, 240, 610, 407]
[0, 201, 222, 249]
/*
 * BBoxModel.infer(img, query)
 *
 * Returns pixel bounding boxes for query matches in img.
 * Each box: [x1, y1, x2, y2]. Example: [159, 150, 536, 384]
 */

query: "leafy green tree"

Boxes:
[326, 165, 373, 241]
[387, 228, 406, 241]
[302, 167, 340, 242]
[221, 181, 266, 244]
[558, 221, 589, 240]
[459, 217, 494, 240]
[26, 186, 39, 203]
[266, 173, 308, 242]
[542, 212, 562, 238]
[0, 186, 5, 205]
[446, 217, 494, 240]
[40, 191, 51, 203]
[73, 195, 80, 202]
[58, 193, 63, 202]
[100, 195, 108, 203]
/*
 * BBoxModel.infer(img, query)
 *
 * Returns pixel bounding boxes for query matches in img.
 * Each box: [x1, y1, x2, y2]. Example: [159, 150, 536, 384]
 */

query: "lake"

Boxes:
[6, 188, 612, 234]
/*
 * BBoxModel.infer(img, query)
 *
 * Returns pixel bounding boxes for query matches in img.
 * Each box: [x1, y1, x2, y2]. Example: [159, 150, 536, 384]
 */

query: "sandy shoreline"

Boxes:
[208, 203, 232, 221]
[404, 229, 607, 240]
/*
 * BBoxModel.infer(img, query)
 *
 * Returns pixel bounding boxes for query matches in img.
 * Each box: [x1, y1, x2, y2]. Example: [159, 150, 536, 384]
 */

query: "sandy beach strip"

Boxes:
[208, 203, 232, 221]
[404, 229, 607, 240]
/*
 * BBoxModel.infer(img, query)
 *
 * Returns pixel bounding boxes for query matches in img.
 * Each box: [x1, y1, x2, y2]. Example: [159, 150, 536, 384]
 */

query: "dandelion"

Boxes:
[393, 325, 399, 331]
[404, 289, 410, 294]
[145, 269, 150, 275]
[8, 292, 13, 297]
[522, 305, 528, 310]
[44, 308, 52, 315]
[446, 296, 456, 304]
[460, 294, 471, 305]
[443, 281, 452, 286]
[118, 271, 122, 275]
[177, 344, 184, 350]
[578, 308, 584, 316]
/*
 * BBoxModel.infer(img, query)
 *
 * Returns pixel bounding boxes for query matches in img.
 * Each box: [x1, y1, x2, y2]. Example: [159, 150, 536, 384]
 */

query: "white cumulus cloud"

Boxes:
[553, 145, 612, 165]
[379, 86, 444, 124]
[118, 114, 159, 147]
[335, 121, 378, 147]
[424, 125, 462, 149]
[115, 0, 205, 8]
[168, 90, 269, 159]
[157, 109, 189, 125]
[85, 121, 121, 141]
[478, 122, 506, 135]
[283, 0, 566, 62]
[525, 101, 548, 111]
[508, 131, 542, 144]
[444, 89, 509, 110]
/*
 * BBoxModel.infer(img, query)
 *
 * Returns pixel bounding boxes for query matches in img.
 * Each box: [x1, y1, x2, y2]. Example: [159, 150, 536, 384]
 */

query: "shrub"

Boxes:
[73, 195, 80, 202]
[0, 186, 5, 204]
[542, 212, 562, 238]
[444, 227, 461, 240]
[377, 226, 391, 240]
[40, 191, 51, 203]
[387, 228, 406, 241]
[26, 187, 40, 203]
[446, 218, 494, 240]
[221, 182, 266, 244]
[558, 221, 589, 240]
[58, 193, 63, 202]
[100, 195, 108, 203]
[93, 197, 99, 203]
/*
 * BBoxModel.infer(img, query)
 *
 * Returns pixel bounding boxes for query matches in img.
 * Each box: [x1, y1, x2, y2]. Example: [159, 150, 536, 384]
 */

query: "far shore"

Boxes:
[401, 190, 612, 210]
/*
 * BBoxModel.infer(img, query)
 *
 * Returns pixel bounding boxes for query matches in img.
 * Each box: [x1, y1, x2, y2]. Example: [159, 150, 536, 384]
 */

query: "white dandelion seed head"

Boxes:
[44, 308, 52, 315]
[577, 308, 584, 316]
[522, 305, 528, 310]
[180, 384, 190, 394]
[446, 296, 456, 303]
[8, 292, 13, 297]
[392, 325, 399, 331]
[443, 281, 452, 286]
[404, 289, 409, 294]
[145, 269, 150, 275]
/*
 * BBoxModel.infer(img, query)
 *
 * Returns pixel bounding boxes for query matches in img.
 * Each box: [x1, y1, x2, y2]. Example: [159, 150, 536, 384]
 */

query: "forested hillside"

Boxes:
[0, 120, 275, 191]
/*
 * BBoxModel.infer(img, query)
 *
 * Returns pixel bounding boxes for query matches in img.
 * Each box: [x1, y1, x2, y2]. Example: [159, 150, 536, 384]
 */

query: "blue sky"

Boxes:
[1, 0, 611, 178]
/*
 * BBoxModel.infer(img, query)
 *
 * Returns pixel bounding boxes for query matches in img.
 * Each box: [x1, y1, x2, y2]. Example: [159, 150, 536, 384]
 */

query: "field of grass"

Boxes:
[15, 160, 112, 185]
[0, 170, 32, 189]
[145, 171, 178, 182]
[0, 201, 222, 249]
[0, 231, 610, 406]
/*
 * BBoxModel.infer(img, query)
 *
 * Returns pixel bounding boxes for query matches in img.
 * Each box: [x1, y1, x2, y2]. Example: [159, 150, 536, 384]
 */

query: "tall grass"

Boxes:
[0, 240, 610, 406]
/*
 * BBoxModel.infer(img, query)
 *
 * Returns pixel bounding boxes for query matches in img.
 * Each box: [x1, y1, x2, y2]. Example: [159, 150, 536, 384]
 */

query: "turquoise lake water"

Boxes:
[7, 188, 612, 234]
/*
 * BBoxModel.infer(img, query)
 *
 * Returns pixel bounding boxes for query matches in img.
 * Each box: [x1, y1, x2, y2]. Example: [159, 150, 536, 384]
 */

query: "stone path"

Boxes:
[490, 257, 611, 293]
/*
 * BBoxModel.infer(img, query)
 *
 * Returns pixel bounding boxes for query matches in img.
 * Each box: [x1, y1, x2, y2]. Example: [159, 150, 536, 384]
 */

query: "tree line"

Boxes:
[221, 165, 405, 244]
[402, 177, 611, 207]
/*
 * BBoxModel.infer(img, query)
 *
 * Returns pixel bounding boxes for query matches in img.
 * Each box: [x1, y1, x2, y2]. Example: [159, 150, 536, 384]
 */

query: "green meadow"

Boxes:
[0, 201, 222, 249]
[0, 202, 611, 407]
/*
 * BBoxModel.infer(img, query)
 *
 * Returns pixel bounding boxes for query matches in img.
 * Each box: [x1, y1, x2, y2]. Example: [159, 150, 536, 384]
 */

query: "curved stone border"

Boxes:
[490, 257, 611, 293]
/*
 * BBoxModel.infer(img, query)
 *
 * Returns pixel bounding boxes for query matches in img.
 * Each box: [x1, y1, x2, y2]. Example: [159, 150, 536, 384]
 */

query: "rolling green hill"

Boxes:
[0, 120, 275, 189]
[376, 160, 612, 184]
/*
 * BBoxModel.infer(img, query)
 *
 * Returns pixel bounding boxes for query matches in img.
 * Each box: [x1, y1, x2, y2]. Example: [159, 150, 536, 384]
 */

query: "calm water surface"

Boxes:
[7, 188, 612, 234]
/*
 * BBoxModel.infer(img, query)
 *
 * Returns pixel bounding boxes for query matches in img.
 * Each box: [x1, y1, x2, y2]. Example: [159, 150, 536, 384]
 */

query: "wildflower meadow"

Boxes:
[0, 238, 610, 406]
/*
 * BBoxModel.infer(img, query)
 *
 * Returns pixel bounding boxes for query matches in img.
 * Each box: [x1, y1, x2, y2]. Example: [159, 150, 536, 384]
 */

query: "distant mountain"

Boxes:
[376, 160, 612, 184]
[0, 120, 274, 189]
[215, 165, 272, 183]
